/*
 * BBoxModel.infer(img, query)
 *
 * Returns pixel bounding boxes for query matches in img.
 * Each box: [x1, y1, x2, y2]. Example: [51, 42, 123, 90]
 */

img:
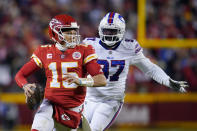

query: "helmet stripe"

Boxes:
[108, 12, 115, 24]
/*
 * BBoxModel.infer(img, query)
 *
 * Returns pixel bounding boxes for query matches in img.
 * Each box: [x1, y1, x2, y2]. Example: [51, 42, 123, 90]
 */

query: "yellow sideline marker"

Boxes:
[1, 93, 197, 104]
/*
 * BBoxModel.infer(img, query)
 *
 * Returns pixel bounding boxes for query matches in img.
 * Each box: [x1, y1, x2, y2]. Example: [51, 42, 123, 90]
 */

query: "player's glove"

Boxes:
[169, 78, 189, 93]
[23, 83, 44, 110]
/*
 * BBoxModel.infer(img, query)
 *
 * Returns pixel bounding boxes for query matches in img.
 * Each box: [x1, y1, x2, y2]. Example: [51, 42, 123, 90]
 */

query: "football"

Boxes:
[26, 84, 44, 110]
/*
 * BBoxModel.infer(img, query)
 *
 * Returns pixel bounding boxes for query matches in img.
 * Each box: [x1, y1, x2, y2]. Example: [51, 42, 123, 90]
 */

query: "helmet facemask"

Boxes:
[99, 27, 123, 46]
[58, 27, 80, 48]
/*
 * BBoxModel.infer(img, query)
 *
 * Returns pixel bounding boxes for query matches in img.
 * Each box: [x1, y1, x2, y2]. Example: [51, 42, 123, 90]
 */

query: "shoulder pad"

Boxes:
[125, 39, 134, 42]
[40, 44, 52, 48]
[83, 37, 97, 42]
[78, 43, 89, 47]
[122, 39, 143, 54]
[83, 37, 99, 44]
[122, 38, 136, 49]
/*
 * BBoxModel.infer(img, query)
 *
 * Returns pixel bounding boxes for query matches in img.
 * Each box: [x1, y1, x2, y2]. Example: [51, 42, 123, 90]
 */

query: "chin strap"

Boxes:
[55, 42, 67, 51]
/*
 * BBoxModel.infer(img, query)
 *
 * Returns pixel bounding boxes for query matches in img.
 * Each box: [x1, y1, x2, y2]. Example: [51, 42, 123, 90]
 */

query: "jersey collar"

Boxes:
[55, 42, 67, 51]
[99, 40, 121, 50]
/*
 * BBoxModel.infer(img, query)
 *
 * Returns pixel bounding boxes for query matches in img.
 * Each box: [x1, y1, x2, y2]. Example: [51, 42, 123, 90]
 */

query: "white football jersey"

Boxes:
[83, 37, 170, 102]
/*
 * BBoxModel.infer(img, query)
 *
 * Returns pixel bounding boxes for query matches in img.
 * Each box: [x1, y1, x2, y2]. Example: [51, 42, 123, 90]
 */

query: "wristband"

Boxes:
[78, 78, 94, 87]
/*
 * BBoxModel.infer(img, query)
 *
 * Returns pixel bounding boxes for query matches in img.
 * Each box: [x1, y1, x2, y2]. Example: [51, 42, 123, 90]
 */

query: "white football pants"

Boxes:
[31, 99, 54, 131]
[31, 99, 86, 131]
[83, 99, 123, 131]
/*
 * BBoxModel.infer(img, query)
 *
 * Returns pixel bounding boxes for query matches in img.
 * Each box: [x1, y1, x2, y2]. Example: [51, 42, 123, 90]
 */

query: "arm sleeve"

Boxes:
[86, 59, 103, 76]
[15, 59, 40, 88]
[133, 53, 170, 87]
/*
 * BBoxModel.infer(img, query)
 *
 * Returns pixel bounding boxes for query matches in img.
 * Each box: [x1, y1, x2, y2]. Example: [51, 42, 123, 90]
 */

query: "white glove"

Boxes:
[169, 78, 189, 93]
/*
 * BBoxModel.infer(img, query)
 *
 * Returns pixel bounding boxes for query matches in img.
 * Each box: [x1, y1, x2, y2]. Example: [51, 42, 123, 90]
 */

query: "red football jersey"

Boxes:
[31, 44, 100, 108]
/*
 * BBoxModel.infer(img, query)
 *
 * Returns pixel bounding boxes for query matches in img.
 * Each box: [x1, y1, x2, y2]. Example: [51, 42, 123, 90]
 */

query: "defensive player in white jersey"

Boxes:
[82, 12, 189, 131]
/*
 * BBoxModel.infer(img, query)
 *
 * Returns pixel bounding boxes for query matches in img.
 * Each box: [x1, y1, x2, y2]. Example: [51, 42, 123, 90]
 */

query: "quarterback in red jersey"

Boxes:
[15, 14, 106, 131]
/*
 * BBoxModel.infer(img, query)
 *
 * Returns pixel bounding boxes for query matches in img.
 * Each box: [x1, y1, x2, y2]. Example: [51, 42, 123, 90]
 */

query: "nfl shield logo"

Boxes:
[60, 54, 65, 59]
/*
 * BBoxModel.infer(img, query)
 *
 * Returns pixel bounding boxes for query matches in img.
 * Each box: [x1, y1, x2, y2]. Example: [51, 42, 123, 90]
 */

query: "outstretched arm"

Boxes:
[133, 53, 188, 92]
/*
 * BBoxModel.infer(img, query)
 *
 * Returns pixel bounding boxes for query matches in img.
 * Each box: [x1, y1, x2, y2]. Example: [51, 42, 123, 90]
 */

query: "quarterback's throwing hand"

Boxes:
[23, 83, 44, 110]
[23, 83, 36, 98]
[169, 78, 189, 93]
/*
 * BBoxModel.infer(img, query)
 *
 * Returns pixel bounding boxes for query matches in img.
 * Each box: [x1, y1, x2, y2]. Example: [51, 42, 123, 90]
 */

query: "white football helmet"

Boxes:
[99, 12, 126, 46]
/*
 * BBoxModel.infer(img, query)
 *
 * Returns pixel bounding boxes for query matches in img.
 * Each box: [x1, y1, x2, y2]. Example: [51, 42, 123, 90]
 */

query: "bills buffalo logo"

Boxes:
[118, 15, 125, 23]
[72, 52, 81, 60]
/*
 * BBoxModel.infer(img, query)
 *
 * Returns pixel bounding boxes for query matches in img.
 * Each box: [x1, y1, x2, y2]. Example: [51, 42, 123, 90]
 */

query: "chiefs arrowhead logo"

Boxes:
[61, 113, 70, 121]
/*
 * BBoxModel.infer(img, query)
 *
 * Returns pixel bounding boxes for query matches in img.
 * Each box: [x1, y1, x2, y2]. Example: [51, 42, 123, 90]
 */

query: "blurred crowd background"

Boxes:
[0, 0, 197, 130]
[0, 0, 196, 93]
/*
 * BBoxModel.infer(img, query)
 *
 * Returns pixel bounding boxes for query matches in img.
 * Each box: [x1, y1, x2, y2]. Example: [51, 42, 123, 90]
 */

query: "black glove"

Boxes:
[169, 78, 189, 93]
